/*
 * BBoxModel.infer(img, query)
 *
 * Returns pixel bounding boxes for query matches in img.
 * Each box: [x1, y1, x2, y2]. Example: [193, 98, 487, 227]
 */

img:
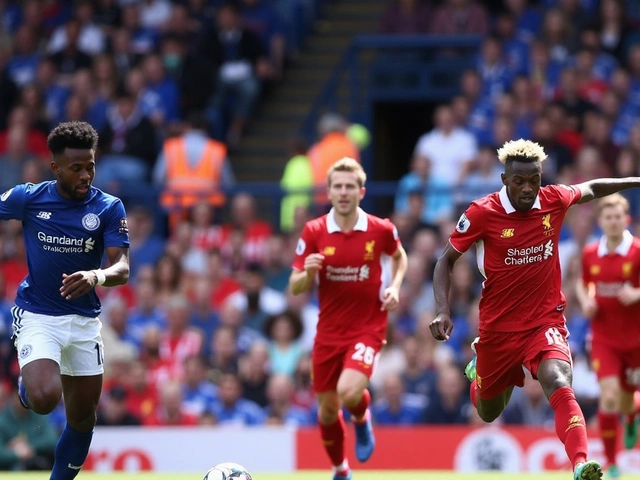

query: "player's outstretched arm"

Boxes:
[60, 247, 130, 300]
[430, 243, 463, 341]
[576, 177, 640, 204]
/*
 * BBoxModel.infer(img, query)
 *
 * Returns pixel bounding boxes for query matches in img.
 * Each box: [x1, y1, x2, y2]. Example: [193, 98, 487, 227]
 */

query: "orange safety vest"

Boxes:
[308, 132, 360, 204]
[160, 136, 227, 210]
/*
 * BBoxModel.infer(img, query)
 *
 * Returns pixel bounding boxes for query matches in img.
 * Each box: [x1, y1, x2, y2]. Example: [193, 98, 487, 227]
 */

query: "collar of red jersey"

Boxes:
[597, 230, 633, 257]
[499, 186, 541, 214]
[327, 207, 368, 233]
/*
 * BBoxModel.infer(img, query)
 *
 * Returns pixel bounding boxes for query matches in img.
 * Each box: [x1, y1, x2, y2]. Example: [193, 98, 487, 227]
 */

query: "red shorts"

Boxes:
[591, 340, 640, 392]
[311, 335, 385, 393]
[475, 322, 572, 400]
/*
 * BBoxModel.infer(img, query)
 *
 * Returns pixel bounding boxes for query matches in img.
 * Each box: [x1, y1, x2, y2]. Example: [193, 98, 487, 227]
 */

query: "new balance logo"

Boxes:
[37, 211, 52, 219]
[543, 240, 553, 259]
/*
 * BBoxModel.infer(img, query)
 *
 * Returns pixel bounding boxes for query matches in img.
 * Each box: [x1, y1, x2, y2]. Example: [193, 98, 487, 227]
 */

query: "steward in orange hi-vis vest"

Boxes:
[160, 136, 227, 210]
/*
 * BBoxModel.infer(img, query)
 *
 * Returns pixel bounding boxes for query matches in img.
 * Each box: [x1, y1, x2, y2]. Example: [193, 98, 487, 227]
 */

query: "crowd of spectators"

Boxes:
[0, 2, 640, 467]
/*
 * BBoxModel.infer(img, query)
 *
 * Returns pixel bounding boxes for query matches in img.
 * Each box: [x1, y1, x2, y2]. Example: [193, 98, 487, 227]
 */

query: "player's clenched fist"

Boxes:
[429, 313, 453, 342]
[304, 253, 325, 277]
[618, 284, 640, 306]
[60, 271, 98, 300]
[381, 286, 399, 311]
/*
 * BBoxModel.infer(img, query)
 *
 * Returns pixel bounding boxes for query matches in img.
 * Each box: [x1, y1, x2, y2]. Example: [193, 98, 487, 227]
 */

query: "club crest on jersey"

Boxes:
[623, 261, 633, 277]
[364, 240, 375, 260]
[81, 213, 100, 231]
[500, 228, 515, 238]
[456, 213, 470, 233]
[542, 214, 554, 237]
[323, 246, 336, 256]
[590, 265, 600, 276]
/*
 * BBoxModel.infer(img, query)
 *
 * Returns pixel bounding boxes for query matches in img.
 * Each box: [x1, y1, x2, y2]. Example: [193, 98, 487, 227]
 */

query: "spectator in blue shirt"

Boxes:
[182, 355, 219, 417]
[35, 58, 70, 128]
[504, 0, 544, 43]
[372, 372, 424, 425]
[141, 54, 180, 125]
[423, 364, 471, 424]
[578, 27, 619, 82]
[394, 155, 452, 228]
[264, 374, 312, 426]
[476, 36, 513, 101]
[127, 206, 166, 281]
[264, 310, 304, 377]
[458, 145, 504, 208]
[401, 336, 436, 404]
[189, 277, 220, 355]
[210, 372, 266, 425]
[6, 26, 41, 87]
[494, 12, 530, 76]
[128, 276, 168, 345]
[121, 5, 158, 56]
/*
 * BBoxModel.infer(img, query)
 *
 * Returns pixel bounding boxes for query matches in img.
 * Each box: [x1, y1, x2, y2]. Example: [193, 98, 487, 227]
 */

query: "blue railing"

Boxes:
[301, 35, 482, 174]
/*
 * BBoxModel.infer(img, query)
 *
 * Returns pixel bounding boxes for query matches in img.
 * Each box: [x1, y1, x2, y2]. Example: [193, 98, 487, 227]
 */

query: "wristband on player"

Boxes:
[93, 269, 106, 286]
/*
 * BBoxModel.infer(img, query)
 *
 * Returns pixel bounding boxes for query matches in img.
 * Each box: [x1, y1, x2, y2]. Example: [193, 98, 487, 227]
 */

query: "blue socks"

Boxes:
[50, 424, 94, 480]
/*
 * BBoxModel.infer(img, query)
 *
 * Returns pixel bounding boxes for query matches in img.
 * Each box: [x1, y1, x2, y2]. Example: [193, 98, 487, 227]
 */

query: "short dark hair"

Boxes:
[47, 121, 98, 156]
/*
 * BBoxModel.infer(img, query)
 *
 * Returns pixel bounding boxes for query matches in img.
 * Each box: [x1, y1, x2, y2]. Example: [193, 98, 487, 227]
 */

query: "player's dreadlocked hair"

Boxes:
[47, 121, 98, 156]
[497, 139, 547, 166]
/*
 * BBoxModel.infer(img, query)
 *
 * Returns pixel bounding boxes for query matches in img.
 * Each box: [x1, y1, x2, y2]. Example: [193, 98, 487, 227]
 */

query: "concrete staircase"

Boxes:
[232, 0, 388, 182]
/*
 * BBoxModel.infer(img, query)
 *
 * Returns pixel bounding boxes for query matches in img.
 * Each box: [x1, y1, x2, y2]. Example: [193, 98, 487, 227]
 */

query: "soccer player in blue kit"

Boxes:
[0, 121, 130, 479]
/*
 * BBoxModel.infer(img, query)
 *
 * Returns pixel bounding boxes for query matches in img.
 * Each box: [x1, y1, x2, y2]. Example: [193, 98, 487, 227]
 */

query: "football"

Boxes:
[203, 462, 252, 480]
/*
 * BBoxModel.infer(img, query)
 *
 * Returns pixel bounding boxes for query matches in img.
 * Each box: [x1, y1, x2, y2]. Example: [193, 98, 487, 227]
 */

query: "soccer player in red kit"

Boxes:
[576, 194, 640, 479]
[430, 139, 640, 480]
[290, 158, 408, 480]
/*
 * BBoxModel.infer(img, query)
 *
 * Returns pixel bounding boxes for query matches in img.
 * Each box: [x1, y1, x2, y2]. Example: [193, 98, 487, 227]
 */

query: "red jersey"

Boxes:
[581, 231, 640, 349]
[292, 208, 400, 344]
[450, 185, 582, 333]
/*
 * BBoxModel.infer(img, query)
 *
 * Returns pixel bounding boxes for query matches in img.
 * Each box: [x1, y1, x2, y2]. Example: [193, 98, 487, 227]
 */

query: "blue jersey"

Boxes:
[0, 181, 130, 317]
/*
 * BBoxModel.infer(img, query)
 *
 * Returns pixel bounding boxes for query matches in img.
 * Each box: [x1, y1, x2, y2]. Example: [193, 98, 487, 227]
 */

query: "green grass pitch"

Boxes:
[7, 471, 640, 480]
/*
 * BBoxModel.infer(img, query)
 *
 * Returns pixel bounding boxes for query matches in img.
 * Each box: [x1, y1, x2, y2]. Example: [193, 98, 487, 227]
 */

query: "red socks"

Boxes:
[549, 387, 588, 468]
[319, 410, 347, 469]
[470, 380, 479, 408]
[346, 389, 370, 422]
[598, 411, 618, 467]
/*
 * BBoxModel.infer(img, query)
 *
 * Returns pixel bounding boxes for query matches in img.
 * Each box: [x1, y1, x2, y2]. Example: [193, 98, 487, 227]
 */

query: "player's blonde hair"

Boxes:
[497, 139, 547, 164]
[327, 157, 367, 187]
[597, 193, 629, 215]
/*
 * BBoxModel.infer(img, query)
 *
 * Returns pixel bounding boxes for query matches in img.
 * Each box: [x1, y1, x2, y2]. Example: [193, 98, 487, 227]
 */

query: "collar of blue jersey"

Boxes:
[597, 229, 633, 257]
[499, 186, 541, 214]
[327, 207, 368, 233]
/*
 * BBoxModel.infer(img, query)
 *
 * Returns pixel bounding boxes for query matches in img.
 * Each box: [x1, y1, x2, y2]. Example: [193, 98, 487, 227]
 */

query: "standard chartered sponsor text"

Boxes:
[326, 265, 360, 282]
[505, 240, 553, 265]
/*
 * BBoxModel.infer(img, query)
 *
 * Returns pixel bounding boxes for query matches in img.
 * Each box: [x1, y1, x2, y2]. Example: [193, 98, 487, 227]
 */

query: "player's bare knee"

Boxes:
[318, 405, 340, 425]
[337, 385, 363, 407]
[600, 392, 619, 412]
[27, 386, 62, 415]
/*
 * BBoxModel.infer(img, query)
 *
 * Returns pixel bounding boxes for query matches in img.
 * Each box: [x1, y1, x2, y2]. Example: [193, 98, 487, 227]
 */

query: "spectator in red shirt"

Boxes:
[144, 380, 199, 426]
[159, 294, 203, 379]
[222, 193, 273, 264]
